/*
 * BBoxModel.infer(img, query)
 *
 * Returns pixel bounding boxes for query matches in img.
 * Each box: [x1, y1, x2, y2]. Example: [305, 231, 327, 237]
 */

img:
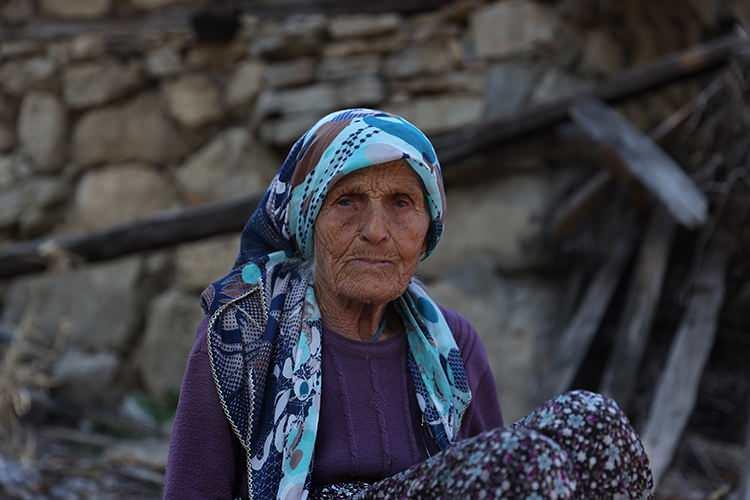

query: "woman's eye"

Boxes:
[336, 197, 353, 207]
[395, 197, 412, 208]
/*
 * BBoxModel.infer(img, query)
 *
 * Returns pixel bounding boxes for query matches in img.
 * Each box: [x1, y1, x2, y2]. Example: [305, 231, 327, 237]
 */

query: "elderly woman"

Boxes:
[164, 108, 653, 499]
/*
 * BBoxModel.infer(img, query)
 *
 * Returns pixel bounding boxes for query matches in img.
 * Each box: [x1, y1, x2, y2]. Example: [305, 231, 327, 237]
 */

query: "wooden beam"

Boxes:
[0, 196, 259, 280]
[641, 239, 730, 485]
[569, 97, 708, 228]
[599, 209, 675, 406]
[436, 34, 745, 164]
[544, 224, 636, 398]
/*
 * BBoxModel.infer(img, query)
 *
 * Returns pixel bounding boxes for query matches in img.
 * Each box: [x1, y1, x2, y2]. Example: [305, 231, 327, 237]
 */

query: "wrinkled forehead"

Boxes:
[325, 159, 426, 198]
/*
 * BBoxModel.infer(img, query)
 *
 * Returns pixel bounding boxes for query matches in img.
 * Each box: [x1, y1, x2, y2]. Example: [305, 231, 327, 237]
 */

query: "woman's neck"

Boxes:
[314, 284, 393, 342]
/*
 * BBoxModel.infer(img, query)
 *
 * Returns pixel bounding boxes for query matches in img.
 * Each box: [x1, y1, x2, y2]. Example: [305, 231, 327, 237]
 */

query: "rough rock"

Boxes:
[71, 163, 179, 231]
[384, 95, 483, 134]
[471, 0, 560, 59]
[174, 234, 241, 291]
[0, 39, 40, 59]
[256, 84, 337, 116]
[68, 34, 107, 60]
[329, 14, 401, 38]
[251, 33, 314, 61]
[185, 41, 247, 70]
[580, 30, 625, 77]
[0, 176, 68, 231]
[52, 350, 119, 405]
[530, 69, 590, 104]
[18, 92, 67, 172]
[130, 0, 181, 9]
[427, 264, 564, 422]
[339, 77, 385, 107]
[40, 0, 111, 18]
[419, 172, 564, 277]
[138, 290, 204, 400]
[176, 128, 277, 204]
[484, 62, 542, 120]
[394, 71, 486, 96]
[73, 92, 189, 167]
[251, 16, 325, 60]
[63, 59, 143, 108]
[1, 0, 34, 25]
[0, 154, 33, 191]
[281, 14, 327, 39]
[317, 54, 380, 81]
[226, 60, 264, 108]
[384, 41, 458, 79]
[259, 112, 320, 146]
[145, 45, 183, 77]
[0, 57, 57, 95]
[263, 58, 316, 88]
[1, 257, 143, 354]
[105, 439, 169, 470]
[163, 74, 224, 127]
[323, 35, 406, 57]
[16, 177, 69, 235]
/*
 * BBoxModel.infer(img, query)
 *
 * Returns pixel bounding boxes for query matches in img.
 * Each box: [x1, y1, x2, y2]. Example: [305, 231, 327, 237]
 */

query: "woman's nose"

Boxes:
[360, 204, 389, 244]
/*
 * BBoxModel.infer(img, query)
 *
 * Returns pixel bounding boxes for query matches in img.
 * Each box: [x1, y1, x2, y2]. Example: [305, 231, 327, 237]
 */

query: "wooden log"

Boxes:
[544, 222, 636, 398]
[569, 97, 708, 228]
[599, 209, 675, 407]
[0, 196, 259, 280]
[641, 239, 731, 485]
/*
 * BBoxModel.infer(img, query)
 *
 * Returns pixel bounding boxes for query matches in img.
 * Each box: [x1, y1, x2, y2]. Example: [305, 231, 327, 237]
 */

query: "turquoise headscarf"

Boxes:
[200, 108, 471, 499]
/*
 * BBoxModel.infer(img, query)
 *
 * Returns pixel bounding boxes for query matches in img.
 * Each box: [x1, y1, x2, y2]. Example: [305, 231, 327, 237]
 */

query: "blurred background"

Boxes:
[1, 0, 749, 498]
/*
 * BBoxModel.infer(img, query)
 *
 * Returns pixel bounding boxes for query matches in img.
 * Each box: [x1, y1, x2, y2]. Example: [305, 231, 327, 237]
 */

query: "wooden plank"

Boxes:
[545, 225, 636, 398]
[599, 209, 675, 406]
[641, 240, 730, 485]
[569, 97, 708, 228]
[0, 196, 260, 280]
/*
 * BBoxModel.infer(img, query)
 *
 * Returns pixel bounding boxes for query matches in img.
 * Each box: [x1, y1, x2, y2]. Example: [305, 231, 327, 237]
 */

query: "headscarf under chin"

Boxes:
[200, 108, 471, 499]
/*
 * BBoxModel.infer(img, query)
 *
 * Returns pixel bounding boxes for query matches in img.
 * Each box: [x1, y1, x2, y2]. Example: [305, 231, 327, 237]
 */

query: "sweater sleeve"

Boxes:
[163, 318, 242, 500]
[438, 306, 504, 440]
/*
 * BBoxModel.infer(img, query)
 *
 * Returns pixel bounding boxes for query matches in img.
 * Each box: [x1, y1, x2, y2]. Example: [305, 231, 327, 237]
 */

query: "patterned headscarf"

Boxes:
[200, 108, 471, 499]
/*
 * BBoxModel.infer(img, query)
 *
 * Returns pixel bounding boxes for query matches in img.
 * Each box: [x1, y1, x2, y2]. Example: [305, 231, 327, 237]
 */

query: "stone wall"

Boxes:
[0, 0, 719, 423]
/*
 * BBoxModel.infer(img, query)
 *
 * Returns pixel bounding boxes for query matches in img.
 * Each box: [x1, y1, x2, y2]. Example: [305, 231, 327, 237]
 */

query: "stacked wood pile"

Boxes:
[545, 42, 750, 496]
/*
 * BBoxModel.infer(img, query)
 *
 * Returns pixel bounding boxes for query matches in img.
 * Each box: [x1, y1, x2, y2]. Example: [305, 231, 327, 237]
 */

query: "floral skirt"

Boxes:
[312, 390, 654, 499]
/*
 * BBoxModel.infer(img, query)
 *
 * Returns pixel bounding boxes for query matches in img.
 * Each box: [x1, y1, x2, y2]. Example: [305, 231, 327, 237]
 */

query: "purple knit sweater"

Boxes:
[163, 306, 503, 499]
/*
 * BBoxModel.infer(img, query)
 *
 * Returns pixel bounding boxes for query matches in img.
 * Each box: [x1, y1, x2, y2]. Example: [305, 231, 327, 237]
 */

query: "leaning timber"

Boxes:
[544, 220, 635, 398]
[569, 98, 707, 228]
[641, 238, 731, 485]
[599, 209, 675, 407]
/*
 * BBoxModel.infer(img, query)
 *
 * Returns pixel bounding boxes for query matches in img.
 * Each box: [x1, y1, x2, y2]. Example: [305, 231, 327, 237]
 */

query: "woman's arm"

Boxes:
[163, 318, 242, 500]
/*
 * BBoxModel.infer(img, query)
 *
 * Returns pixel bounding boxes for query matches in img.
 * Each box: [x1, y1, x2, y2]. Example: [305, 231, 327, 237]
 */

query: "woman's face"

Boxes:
[313, 160, 431, 305]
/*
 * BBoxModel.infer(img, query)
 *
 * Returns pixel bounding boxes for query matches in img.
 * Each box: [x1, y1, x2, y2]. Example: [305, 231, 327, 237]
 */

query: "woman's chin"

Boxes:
[339, 279, 405, 305]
